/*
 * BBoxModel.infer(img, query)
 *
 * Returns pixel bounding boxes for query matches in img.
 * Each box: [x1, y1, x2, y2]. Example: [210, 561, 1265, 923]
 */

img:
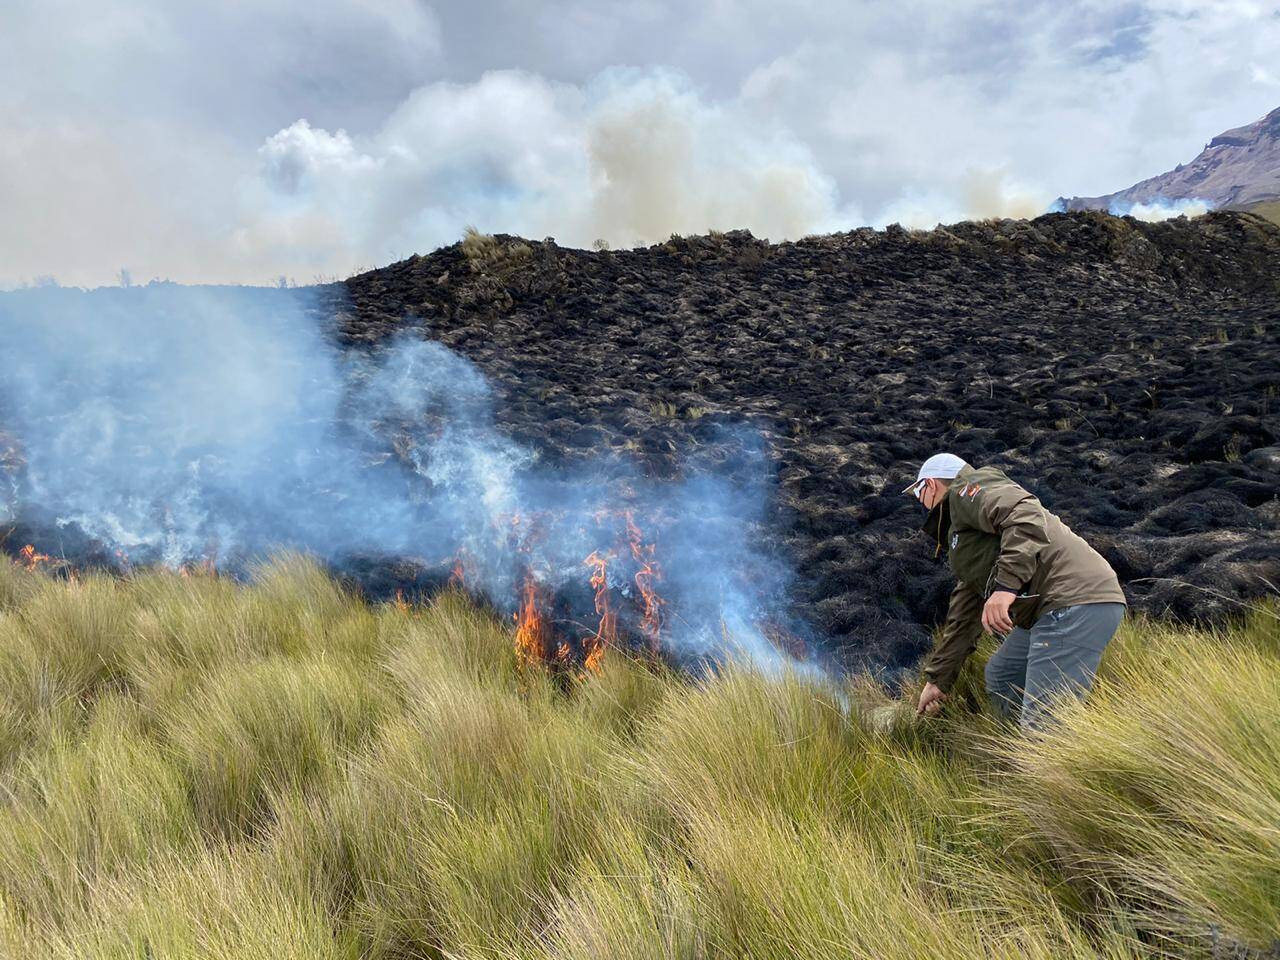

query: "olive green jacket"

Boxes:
[922, 465, 1126, 692]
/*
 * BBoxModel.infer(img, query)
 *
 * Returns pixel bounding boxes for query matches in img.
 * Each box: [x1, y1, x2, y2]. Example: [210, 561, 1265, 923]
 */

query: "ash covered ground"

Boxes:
[326, 211, 1280, 671]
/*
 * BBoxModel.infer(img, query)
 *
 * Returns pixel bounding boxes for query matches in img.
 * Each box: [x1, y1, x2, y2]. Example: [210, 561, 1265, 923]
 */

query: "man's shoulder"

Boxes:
[952, 465, 1015, 498]
[964, 465, 1014, 486]
[949, 466, 1035, 514]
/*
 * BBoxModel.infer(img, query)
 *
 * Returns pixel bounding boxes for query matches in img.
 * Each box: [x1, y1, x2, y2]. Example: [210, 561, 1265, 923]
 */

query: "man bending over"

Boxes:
[907, 453, 1126, 729]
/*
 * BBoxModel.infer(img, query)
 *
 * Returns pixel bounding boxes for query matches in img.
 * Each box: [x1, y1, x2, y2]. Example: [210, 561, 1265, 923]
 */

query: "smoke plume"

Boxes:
[0, 284, 808, 669]
[232, 69, 853, 278]
[874, 167, 1052, 229]
[1110, 197, 1212, 221]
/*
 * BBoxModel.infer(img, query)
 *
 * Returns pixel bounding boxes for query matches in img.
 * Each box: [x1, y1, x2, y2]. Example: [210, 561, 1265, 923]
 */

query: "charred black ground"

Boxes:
[326, 211, 1280, 671]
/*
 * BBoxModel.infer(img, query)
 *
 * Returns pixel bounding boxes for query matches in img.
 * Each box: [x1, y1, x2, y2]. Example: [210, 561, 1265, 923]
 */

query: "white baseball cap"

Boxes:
[902, 453, 968, 496]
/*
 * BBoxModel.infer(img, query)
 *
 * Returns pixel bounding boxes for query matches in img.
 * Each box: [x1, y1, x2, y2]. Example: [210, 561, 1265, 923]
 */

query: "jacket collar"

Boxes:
[920, 495, 952, 560]
[920, 465, 974, 559]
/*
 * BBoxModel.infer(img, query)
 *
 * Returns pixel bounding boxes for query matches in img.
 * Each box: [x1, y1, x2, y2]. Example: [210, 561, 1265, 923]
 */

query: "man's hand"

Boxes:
[982, 590, 1015, 635]
[916, 681, 948, 717]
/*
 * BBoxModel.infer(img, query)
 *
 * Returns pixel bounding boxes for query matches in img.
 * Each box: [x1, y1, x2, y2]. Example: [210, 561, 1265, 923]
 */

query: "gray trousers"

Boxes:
[984, 602, 1125, 730]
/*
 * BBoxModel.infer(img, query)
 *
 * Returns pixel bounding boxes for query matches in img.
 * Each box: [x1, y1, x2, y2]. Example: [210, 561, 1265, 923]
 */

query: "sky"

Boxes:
[2, 0, 1278, 288]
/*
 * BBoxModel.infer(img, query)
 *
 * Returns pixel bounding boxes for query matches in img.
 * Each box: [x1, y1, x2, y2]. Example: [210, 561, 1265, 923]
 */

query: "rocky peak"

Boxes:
[1208, 105, 1280, 149]
[1061, 105, 1280, 213]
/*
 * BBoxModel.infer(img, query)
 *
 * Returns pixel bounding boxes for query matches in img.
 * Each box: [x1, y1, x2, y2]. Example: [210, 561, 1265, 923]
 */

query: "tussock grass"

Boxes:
[461, 226, 533, 276]
[163, 653, 388, 838]
[992, 627, 1280, 951]
[14, 845, 352, 959]
[0, 553, 1274, 958]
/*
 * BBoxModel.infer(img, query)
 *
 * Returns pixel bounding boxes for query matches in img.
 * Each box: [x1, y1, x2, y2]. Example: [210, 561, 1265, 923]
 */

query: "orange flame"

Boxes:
[625, 513, 664, 654]
[394, 588, 410, 614]
[448, 552, 469, 590]
[581, 550, 615, 673]
[760, 618, 808, 661]
[178, 556, 218, 578]
[513, 577, 551, 669]
[18, 544, 52, 571]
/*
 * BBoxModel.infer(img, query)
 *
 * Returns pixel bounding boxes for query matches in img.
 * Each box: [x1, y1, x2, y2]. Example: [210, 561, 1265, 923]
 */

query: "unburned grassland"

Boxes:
[0, 555, 1275, 959]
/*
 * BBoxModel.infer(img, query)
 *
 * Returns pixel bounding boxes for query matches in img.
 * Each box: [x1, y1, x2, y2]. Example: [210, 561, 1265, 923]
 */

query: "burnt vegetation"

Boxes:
[330, 210, 1280, 671]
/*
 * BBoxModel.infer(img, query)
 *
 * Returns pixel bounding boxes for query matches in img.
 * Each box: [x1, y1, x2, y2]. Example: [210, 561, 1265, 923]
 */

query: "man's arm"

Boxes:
[923, 582, 984, 693]
[970, 483, 1051, 592]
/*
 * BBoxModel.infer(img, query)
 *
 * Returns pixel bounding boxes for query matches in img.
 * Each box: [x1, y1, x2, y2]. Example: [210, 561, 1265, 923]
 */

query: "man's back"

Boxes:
[944, 464, 1124, 629]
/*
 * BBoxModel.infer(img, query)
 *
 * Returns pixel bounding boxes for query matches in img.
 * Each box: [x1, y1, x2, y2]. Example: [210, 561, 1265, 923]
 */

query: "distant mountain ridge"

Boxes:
[1061, 106, 1280, 215]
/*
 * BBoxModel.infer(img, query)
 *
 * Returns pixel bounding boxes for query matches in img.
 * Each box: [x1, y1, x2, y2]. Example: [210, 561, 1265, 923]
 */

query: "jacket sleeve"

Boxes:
[923, 583, 983, 693]
[971, 484, 1051, 591]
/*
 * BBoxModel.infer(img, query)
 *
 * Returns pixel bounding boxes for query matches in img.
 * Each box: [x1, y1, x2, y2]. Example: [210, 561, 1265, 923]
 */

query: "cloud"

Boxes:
[2, 0, 1279, 286]
[0, 0, 441, 135]
[1251, 63, 1280, 86]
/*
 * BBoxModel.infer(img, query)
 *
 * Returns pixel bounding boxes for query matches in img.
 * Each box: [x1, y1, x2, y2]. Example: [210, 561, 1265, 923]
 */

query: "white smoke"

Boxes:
[5, 0, 1280, 286]
[232, 69, 855, 275]
[1112, 197, 1212, 221]
[875, 167, 1052, 228]
[0, 285, 807, 669]
[578, 70, 848, 245]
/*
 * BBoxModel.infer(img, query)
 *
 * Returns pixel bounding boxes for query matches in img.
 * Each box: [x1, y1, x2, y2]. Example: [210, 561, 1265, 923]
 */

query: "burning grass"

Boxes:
[0, 554, 1276, 958]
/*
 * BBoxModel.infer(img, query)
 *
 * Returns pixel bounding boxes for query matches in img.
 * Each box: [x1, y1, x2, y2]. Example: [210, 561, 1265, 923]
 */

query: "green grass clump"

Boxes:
[0, 693, 197, 927]
[0, 552, 1274, 958]
[162, 653, 389, 838]
[13, 846, 353, 959]
[992, 624, 1280, 952]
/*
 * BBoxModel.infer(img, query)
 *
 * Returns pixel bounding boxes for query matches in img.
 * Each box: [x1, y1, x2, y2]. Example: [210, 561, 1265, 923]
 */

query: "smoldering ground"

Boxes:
[0, 282, 811, 671]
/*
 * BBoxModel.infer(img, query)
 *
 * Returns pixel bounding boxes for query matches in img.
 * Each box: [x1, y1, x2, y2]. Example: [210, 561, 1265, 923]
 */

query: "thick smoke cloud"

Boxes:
[0, 286, 803, 668]
[0, 0, 441, 289]
[234, 70, 853, 276]
[874, 168, 1050, 230]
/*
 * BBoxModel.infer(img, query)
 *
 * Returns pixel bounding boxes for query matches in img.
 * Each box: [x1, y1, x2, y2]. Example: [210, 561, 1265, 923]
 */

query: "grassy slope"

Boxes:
[1239, 200, 1280, 227]
[0, 556, 1275, 959]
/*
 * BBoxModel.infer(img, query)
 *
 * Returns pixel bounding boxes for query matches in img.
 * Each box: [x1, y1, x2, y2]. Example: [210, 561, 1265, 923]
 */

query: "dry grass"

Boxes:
[462, 226, 533, 276]
[0, 554, 1274, 958]
[1237, 200, 1280, 228]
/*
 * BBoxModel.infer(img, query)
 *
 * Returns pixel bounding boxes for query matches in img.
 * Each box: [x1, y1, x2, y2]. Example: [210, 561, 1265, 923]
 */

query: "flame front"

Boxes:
[582, 550, 615, 673]
[178, 556, 217, 578]
[18, 544, 52, 571]
[625, 513, 664, 654]
[503, 508, 671, 673]
[448, 554, 468, 589]
[513, 576, 551, 669]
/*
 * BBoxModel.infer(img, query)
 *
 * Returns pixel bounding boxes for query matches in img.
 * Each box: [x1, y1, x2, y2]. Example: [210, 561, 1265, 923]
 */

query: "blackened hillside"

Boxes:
[332, 211, 1280, 669]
